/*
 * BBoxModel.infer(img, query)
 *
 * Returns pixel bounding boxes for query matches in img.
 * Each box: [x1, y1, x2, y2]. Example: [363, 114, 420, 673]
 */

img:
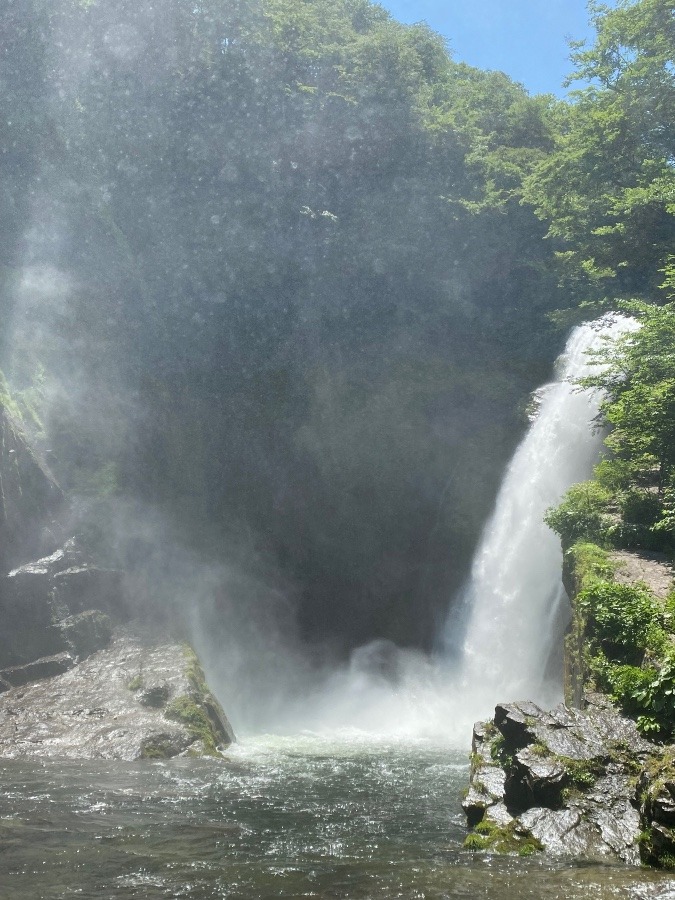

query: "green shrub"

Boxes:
[545, 481, 612, 545]
[594, 655, 675, 739]
[633, 655, 675, 737]
[577, 581, 660, 656]
[619, 490, 662, 528]
[598, 663, 655, 714]
[566, 541, 615, 587]
[605, 521, 670, 552]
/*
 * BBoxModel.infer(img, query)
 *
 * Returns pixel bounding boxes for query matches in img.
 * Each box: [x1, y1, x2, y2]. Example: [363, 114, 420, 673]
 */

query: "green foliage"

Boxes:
[560, 757, 605, 790]
[469, 751, 484, 772]
[523, 0, 675, 303]
[619, 489, 662, 527]
[573, 302, 675, 552]
[595, 661, 655, 713]
[567, 555, 675, 739]
[632, 656, 675, 736]
[640, 818, 675, 868]
[463, 819, 542, 856]
[545, 482, 612, 546]
[165, 695, 223, 758]
[591, 651, 675, 739]
[0, 371, 25, 423]
[565, 541, 615, 587]
[463, 832, 491, 851]
[490, 733, 515, 771]
[529, 741, 548, 757]
[663, 590, 675, 625]
[182, 644, 211, 697]
[577, 581, 660, 655]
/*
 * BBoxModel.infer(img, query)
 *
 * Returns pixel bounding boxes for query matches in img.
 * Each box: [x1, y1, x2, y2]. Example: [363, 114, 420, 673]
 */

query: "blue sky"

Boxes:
[378, 1, 611, 96]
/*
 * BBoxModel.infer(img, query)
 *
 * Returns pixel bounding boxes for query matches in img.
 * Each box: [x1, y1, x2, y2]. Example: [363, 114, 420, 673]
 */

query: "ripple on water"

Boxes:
[0, 738, 674, 899]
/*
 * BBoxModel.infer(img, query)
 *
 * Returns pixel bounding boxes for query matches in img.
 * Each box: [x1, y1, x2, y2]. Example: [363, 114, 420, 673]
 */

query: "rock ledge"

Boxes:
[0, 623, 235, 761]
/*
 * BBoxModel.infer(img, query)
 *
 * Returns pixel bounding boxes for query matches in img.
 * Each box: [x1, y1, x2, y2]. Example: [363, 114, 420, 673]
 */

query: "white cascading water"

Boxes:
[446, 316, 637, 716]
[205, 317, 637, 742]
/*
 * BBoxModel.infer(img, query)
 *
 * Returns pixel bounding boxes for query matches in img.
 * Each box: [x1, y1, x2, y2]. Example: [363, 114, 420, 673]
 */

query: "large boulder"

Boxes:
[0, 652, 76, 691]
[0, 624, 235, 760]
[463, 696, 653, 864]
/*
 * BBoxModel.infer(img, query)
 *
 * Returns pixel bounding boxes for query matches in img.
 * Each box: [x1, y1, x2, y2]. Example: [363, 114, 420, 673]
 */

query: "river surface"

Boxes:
[2, 734, 675, 899]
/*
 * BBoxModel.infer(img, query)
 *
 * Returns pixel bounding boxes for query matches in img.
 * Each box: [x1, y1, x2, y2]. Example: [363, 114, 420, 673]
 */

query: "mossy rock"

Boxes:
[165, 694, 232, 757]
[177, 644, 235, 747]
[463, 819, 542, 856]
[139, 731, 191, 760]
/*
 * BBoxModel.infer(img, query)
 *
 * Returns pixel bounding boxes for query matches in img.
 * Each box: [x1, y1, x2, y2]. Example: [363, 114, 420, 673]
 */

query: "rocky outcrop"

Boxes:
[0, 652, 75, 691]
[0, 543, 235, 762]
[464, 542, 675, 868]
[0, 407, 63, 572]
[464, 697, 653, 863]
[0, 402, 235, 764]
[0, 540, 124, 668]
[0, 624, 234, 760]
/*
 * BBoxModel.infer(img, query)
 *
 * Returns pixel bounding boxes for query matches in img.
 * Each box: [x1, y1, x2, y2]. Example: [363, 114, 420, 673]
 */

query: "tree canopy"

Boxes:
[523, 0, 675, 304]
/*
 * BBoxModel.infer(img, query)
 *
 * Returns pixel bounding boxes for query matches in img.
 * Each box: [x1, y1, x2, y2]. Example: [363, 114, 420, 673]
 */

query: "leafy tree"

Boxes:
[547, 301, 675, 558]
[523, 0, 675, 302]
[584, 303, 675, 493]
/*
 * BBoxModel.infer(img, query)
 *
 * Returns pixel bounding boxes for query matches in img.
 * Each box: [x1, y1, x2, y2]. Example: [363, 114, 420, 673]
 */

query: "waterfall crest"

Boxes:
[445, 317, 636, 714]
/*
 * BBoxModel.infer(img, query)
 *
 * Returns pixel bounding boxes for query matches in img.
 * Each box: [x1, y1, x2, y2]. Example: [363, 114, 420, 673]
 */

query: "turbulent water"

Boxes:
[2, 737, 675, 900]
[446, 317, 638, 714]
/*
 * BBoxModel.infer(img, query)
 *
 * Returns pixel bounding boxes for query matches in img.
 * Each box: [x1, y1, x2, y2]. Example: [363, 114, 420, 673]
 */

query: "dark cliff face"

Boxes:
[0, 405, 235, 760]
[0, 406, 63, 572]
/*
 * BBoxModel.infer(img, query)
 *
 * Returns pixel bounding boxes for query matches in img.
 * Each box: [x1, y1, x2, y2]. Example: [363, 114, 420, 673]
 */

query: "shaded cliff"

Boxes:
[0, 400, 234, 761]
[0, 404, 63, 572]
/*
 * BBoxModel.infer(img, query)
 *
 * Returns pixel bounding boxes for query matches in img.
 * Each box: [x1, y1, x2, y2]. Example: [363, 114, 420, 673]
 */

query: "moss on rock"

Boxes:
[165, 695, 223, 758]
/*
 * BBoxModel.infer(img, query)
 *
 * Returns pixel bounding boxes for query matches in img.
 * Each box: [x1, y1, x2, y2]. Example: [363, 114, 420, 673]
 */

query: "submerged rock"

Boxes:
[0, 623, 235, 760]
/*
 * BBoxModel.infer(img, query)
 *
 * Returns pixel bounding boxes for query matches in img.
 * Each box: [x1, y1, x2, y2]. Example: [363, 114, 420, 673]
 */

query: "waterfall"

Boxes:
[445, 316, 636, 714]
